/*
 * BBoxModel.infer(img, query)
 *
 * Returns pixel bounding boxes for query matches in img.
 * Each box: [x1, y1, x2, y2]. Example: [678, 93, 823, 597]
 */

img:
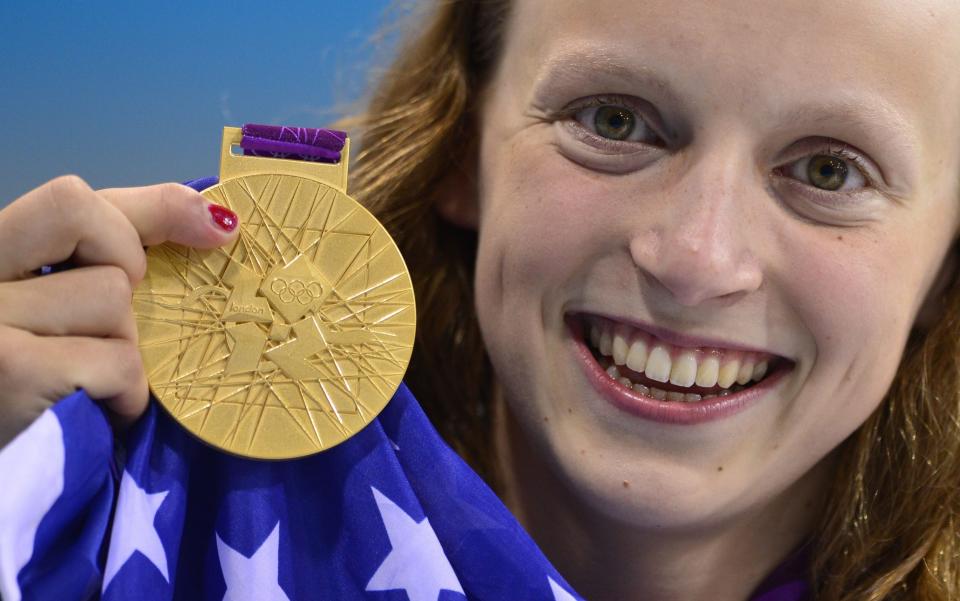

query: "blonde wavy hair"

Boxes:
[347, 1, 960, 598]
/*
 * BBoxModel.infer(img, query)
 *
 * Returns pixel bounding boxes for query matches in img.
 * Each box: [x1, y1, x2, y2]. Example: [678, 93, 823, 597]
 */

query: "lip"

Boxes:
[566, 316, 792, 425]
[580, 310, 782, 356]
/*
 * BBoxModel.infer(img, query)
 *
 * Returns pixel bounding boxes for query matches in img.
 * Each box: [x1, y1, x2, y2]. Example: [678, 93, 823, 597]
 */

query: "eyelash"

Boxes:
[775, 144, 876, 193]
[563, 96, 666, 150]
[561, 97, 878, 195]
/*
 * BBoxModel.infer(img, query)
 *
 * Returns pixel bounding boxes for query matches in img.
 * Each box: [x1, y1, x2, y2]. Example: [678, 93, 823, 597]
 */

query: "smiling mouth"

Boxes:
[570, 313, 791, 403]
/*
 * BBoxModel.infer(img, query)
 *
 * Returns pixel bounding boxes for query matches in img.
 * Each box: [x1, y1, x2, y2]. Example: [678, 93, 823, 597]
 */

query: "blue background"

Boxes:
[0, 1, 395, 206]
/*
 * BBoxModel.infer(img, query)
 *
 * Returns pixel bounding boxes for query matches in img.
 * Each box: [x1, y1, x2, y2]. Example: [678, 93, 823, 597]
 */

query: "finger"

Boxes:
[98, 182, 239, 248]
[0, 177, 239, 285]
[0, 265, 137, 340]
[3, 328, 150, 426]
[0, 175, 144, 282]
[61, 337, 149, 426]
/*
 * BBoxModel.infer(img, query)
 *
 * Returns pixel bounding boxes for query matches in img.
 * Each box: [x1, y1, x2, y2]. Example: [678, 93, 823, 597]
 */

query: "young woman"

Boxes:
[2, 0, 959, 599]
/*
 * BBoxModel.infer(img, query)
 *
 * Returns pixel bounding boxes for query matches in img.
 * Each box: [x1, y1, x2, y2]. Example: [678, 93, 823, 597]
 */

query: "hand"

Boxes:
[0, 175, 238, 447]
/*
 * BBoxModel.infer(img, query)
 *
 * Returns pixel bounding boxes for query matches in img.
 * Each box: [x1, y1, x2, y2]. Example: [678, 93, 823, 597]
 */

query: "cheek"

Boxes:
[474, 140, 616, 319]
[476, 142, 618, 331]
[787, 243, 903, 352]
[482, 167, 613, 282]
[473, 138, 624, 403]
[776, 225, 942, 438]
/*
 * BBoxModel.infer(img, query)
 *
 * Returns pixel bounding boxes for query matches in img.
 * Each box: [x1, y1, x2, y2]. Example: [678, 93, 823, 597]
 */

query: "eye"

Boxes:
[781, 151, 868, 193]
[770, 143, 889, 224]
[572, 102, 662, 145]
[593, 106, 635, 140]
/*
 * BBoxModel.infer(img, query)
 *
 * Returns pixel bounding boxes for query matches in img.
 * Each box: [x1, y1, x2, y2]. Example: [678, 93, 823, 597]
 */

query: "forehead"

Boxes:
[500, 0, 960, 168]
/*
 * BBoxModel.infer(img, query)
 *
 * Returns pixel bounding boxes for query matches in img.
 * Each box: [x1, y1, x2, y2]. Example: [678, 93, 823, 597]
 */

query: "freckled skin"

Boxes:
[454, 0, 960, 599]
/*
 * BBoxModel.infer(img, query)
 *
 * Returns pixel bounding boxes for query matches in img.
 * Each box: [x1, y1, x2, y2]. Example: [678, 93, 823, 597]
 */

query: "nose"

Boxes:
[630, 150, 764, 307]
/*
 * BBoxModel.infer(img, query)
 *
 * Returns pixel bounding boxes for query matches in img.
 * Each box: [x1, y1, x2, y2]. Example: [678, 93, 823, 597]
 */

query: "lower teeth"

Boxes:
[605, 363, 745, 402]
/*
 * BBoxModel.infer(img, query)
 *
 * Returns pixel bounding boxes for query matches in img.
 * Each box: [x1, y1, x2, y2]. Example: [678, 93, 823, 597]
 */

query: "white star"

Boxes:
[0, 410, 64, 601]
[366, 487, 464, 601]
[548, 576, 579, 601]
[216, 522, 291, 601]
[102, 470, 170, 590]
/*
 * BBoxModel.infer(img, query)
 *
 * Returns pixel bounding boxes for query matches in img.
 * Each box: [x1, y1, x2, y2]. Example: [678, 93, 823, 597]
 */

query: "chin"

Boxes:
[538, 405, 756, 529]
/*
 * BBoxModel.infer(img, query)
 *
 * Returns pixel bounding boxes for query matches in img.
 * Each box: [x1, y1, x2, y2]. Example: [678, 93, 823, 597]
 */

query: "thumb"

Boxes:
[97, 183, 239, 249]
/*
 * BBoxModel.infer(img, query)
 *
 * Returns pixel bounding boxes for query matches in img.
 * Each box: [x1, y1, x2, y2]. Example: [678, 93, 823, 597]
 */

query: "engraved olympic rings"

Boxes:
[270, 277, 323, 305]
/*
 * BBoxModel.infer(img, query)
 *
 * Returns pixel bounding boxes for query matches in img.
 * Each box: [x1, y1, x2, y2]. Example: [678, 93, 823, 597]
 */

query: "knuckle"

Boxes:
[118, 309, 140, 344]
[128, 247, 148, 287]
[99, 265, 133, 307]
[155, 183, 193, 238]
[156, 182, 190, 203]
[0, 329, 31, 387]
[42, 174, 97, 217]
[48, 174, 92, 197]
[114, 341, 145, 385]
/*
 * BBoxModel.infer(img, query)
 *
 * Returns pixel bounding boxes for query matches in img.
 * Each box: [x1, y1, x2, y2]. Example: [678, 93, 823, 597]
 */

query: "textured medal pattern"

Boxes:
[133, 174, 415, 459]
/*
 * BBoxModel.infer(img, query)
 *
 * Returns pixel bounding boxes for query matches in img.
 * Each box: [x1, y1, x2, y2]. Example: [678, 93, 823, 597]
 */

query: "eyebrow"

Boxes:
[531, 46, 920, 191]
[770, 97, 919, 189]
[772, 98, 919, 146]
[530, 46, 685, 111]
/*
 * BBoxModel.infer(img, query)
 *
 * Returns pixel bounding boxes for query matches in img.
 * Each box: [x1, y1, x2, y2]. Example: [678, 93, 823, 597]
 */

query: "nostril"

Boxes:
[630, 227, 763, 307]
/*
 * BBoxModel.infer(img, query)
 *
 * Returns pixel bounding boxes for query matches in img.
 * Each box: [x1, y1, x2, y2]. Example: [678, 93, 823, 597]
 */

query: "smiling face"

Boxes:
[467, 0, 960, 534]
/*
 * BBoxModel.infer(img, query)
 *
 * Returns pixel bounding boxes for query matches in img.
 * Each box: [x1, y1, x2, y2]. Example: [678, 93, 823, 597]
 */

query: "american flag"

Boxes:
[0, 384, 583, 600]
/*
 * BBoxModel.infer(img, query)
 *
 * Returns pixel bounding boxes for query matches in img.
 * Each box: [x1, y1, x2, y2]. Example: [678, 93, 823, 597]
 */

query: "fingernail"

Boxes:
[208, 203, 238, 232]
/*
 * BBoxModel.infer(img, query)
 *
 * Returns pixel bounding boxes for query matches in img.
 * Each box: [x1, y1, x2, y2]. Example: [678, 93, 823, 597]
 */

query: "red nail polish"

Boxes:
[208, 204, 238, 232]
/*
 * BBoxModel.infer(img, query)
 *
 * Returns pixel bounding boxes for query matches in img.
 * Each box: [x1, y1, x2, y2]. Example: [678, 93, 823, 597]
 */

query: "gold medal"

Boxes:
[133, 127, 416, 459]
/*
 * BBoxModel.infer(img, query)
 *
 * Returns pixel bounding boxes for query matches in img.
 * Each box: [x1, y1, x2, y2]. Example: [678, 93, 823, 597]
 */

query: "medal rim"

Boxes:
[136, 171, 416, 460]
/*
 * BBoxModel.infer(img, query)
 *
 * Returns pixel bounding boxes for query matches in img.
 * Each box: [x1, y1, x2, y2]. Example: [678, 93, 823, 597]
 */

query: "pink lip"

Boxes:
[567, 318, 792, 425]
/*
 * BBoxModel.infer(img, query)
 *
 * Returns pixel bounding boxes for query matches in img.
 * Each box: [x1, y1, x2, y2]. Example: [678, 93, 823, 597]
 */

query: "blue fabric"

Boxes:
[1, 384, 584, 600]
[16, 392, 115, 600]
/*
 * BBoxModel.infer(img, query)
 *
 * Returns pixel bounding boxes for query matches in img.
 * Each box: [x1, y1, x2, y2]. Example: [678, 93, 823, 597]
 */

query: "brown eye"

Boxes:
[594, 106, 636, 140]
[807, 155, 848, 191]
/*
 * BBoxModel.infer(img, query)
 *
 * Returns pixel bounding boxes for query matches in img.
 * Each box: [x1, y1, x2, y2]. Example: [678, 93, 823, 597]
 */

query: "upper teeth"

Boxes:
[589, 320, 772, 390]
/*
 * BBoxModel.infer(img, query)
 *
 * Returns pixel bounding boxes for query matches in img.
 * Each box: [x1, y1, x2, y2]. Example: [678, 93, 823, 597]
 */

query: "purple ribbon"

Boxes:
[748, 545, 811, 601]
[240, 124, 346, 163]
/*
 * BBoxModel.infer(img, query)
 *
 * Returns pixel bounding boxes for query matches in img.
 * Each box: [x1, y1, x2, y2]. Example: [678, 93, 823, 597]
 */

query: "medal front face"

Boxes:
[134, 153, 415, 459]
